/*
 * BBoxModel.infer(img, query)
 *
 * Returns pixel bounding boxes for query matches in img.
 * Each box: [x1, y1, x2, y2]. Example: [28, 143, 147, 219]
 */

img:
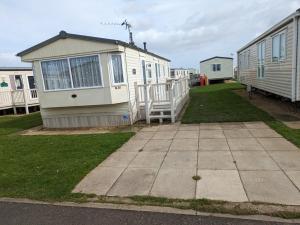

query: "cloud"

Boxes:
[0, 0, 299, 68]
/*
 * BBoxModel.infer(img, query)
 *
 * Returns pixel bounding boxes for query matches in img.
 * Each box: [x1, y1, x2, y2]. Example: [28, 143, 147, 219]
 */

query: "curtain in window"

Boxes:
[272, 35, 280, 61]
[280, 33, 286, 59]
[41, 59, 71, 90]
[112, 55, 124, 83]
[70, 55, 102, 88]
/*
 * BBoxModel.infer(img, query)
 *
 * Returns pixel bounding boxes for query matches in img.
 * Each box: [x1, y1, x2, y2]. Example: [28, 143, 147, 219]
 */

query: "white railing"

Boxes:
[0, 89, 39, 109]
[135, 77, 189, 123]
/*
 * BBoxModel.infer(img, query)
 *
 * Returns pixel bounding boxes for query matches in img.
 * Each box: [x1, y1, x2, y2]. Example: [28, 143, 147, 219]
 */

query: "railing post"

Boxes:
[23, 89, 29, 114]
[170, 81, 175, 123]
[134, 82, 140, 119]
[144, 83, 150, 124]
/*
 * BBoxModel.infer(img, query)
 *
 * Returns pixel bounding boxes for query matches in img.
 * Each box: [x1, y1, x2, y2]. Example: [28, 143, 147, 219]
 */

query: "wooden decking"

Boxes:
[135, 78, 189, 123]
[0, 89, 39, 114]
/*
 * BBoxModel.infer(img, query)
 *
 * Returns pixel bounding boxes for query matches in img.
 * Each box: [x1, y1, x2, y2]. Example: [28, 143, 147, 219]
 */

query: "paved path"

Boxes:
[74, 122, 300, 205]
[0, 201, 296, 225]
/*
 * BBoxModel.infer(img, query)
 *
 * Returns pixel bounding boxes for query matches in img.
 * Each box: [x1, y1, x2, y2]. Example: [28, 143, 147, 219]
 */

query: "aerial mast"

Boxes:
[100, 19, 134, 45]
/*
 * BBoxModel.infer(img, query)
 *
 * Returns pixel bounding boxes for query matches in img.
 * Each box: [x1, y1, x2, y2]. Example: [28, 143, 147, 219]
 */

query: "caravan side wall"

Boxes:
[238, 21, 294, 99]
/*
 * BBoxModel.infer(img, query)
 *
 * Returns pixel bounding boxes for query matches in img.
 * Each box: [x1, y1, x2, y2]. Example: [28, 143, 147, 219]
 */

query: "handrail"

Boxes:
[135, 77, 190, 124]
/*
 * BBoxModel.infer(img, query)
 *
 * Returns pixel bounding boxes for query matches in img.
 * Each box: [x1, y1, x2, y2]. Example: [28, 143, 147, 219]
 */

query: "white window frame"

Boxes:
[110, 53, 126, 86]
[40, 54, 103, 92]
[14, 75, 24, 90]
[257, 40, 266, 79]
[272, 30, 287, 63]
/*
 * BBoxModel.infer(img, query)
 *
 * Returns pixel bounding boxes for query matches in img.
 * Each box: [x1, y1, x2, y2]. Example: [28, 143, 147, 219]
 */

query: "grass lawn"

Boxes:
[0, 113, 133, 201]
[182, 83, 300, 148]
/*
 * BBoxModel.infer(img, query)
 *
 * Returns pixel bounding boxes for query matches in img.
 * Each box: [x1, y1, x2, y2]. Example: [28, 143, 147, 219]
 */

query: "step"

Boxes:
[150, 108, 171, 112]
[149, 115, 171, 119]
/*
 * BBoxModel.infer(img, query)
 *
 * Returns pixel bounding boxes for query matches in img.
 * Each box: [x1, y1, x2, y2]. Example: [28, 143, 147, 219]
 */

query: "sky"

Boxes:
[0, 0, 300, 70]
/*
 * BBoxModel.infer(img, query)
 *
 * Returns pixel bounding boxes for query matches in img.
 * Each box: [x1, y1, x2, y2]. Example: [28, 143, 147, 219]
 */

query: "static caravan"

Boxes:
[0, 67, 39, 114]
[200, 56, 233, 84]
[237, 9, 300, 102]
[17, 31, 189, 128]
[170, 68, 191, 79]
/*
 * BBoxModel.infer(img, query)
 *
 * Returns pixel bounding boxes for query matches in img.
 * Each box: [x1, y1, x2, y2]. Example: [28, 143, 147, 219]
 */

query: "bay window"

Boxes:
[41, 55, 102, 91]
[272, 31, 286, 62]
[111, 54, 125, 84]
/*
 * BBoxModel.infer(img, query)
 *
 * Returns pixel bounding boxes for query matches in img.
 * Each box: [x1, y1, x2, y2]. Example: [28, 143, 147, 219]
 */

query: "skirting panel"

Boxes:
[43, 113, 131, 128]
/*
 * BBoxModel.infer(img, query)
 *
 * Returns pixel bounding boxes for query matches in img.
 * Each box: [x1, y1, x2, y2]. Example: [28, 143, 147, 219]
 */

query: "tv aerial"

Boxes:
[100, 19, 134, 45]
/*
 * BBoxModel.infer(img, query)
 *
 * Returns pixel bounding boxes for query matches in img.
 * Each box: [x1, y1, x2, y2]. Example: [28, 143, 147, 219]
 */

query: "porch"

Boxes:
[0, 89, 39, 114]
[135, 78, 190, 123]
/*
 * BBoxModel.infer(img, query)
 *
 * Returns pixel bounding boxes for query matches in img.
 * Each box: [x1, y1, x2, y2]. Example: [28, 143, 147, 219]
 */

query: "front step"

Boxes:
[149, 114, 171, 119]
[150, 108, 171, 112]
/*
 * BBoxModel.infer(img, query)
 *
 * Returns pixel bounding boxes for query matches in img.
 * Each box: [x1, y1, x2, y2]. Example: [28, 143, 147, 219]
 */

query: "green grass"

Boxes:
[0, 113, 133, 201]
[182, 83, 273, 123]
[182, 83, 300, 148]
[0, 113, 42, 135]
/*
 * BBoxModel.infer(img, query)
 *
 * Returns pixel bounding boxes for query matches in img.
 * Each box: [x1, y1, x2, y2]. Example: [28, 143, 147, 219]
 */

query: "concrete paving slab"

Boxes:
[162, 151, 197, 169]
[170, 139, 198, 151]
[100, 152, 137, 167]
[157, 124, 179, 131]
[140, 126, 159, 132]
[268, 151, 300, 171]
[223, 129, 252, 138]
[199, 139, 229, 151]
[199, 123, 222, 130]
[178, 124, 200, 131]
[73, 166, 125, 195]
[196, 170, 248, 202]
[152, 131, 177, 140]
[175, 130, 199, 139]
[257, 138, 299, 151]
[197, 151, 235, 170]
[232, 151, 280, 171]
[200, 130, 225, 139]
[220, 122, 246, 129]
[107, 168, 157, 197]
[132, 132, 155, 140]
[143, 140, 171, 152]
[150, 168, 196, 199]
[248, 129, 281, 138]
[244, 122, 269, 129]
[240, 171, 300, 205]
[227, 138, 264, 151]
[286, 171, 300, 190]
[119, 139, 148, 152]
[129, 152, 166, 168]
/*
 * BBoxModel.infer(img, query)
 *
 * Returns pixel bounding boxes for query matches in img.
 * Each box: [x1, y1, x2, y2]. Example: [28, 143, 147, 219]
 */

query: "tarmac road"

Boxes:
[0, 201, 298, 225]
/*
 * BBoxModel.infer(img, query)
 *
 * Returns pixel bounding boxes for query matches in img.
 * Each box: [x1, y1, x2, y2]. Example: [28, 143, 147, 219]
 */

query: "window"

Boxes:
[70, 55, 102, 88]
[272, 31, 286, 62]
[111, 54, 124, 84]
[14, 75, 23, 89]
[41, 55, 102, 91]
[155, 63, 161, 78]
[257, 41, 265, 78]
[212, 64, 221, 71]
[239, 50, 250, 71]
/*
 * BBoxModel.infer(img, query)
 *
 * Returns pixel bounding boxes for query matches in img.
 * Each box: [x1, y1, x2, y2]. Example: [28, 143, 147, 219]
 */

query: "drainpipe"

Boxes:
[292, 9, 300, 102]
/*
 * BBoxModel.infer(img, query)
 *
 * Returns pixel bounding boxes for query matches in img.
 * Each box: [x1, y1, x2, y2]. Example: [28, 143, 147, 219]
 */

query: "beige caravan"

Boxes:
[17, 31, 189, 128]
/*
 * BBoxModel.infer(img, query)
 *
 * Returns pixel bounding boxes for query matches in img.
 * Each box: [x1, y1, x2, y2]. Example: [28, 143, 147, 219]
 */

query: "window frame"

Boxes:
[14, 75, 24, 90]
[40, 54, 104, 92]
[110, 53, 126, 86]
[271, 30, 287, 63]
[257, 40, 266, 79]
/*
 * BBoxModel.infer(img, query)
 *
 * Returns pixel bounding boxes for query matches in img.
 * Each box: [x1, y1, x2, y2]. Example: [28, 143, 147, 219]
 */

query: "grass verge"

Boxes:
[92, 195, 300, 219]
[0, 113, 133, 201]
